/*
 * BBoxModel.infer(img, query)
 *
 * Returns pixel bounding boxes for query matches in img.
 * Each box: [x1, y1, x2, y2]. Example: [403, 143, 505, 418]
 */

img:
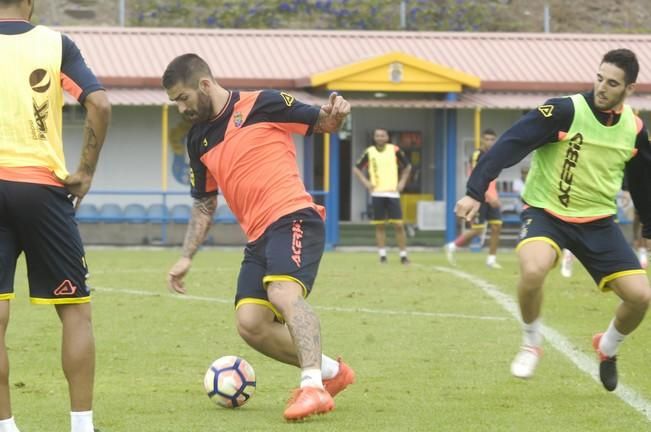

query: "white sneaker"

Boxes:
[510, 346, 543, 379]
[444, 242, 456, 265]
[486, 260, 502, 269]
[560, 250, 573, 278]
[639, 248, 648, 269]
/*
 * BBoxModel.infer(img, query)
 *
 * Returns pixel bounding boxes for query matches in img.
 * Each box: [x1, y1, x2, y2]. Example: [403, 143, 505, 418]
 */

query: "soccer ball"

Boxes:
[203, 356, 256, 408]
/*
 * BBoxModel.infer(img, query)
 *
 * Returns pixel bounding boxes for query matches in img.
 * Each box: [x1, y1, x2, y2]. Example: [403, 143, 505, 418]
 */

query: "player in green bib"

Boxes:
[455, 49, 651, 392]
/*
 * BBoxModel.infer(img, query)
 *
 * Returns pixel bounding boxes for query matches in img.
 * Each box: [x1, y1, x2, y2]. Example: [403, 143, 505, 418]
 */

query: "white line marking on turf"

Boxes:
[433, 265, 651, 422]
[92, 286, 508, 321]
[89, 267, 236, 275]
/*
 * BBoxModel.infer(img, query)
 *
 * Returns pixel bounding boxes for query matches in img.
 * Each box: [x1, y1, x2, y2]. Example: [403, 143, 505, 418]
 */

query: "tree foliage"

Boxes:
[35, 0, 651, 33]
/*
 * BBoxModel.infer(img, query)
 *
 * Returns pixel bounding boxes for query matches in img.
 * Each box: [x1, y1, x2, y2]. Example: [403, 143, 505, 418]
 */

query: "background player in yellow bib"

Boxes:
[455, 49, 651, 393]
[353, 128, 412, 264]
[0, 1, 111, 431]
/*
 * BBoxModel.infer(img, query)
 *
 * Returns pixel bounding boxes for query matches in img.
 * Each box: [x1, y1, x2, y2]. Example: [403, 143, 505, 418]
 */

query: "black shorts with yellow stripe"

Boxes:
[517, 206, 644, 291]
[471, 202, 502, 229]
[0, 181, 90, 304]
[235, 207, 325, 322]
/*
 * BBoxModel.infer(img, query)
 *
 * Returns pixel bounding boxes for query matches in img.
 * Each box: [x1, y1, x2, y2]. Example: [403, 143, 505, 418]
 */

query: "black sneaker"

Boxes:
[400, 256, 410, 265]
[592, 333, 617, 391]
[379, 256, 388, 264]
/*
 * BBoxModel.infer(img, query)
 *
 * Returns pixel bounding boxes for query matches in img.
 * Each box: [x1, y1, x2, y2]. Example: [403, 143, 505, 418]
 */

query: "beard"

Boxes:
[183, 93, 214, 124]
[595, 90, 626, 111]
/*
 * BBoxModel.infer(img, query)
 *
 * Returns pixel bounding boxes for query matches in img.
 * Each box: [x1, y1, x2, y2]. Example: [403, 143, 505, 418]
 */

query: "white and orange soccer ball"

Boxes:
[203, 356, 256, 408]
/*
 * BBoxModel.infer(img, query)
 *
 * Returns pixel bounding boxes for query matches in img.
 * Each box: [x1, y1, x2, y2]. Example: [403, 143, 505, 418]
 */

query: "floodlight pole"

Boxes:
[543, 4, 550, 33]
[119, 0, 126, 26]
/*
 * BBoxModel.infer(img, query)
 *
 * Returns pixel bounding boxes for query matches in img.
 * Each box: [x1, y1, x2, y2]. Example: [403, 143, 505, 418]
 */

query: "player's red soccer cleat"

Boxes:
[323, 358, 356, 397]
[283, 387, 335, 421]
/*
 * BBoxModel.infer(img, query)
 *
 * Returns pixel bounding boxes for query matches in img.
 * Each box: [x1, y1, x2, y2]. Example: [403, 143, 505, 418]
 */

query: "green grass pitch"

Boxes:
[7, 249, 651, 431]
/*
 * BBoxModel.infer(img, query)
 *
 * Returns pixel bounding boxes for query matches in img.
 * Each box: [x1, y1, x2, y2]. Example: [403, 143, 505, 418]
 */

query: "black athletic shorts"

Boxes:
[0, 180, 90, 304]
[371, 196, 403, 224]
[517, 206, 644, 290]
[471, 202, 502, 229]
[235, 208, 325, 321]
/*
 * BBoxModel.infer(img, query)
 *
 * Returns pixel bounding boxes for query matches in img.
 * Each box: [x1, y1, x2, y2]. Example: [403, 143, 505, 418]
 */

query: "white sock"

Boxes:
[0, 417, 20, 432]
[522, 318, 542, 347]
[378, 248, 387, 257]
[600, 320, 626, 357]
[321, 354, 340, 380]
[447, 241, 456, 251]
[399, 250, 408, 258]
[70, 411, 94, 432]
[300, 368, 323, 389]
[486, 254, 496, 265]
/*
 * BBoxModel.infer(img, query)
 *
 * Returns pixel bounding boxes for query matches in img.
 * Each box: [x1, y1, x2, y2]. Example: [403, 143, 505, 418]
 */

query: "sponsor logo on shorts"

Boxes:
[519, 218, 532, 239]
[53, 280, 77, 296]
[291, 220, 304, 267]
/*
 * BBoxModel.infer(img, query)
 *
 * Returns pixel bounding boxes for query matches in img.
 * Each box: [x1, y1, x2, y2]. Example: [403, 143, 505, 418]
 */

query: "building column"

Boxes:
[325, 132, 340, 249]
[445, 106, 458, 243]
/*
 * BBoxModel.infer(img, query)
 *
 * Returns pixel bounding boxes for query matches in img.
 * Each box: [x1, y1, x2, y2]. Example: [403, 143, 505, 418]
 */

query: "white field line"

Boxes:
[433, 265, 651, 422]
[92, 286, 507, 322]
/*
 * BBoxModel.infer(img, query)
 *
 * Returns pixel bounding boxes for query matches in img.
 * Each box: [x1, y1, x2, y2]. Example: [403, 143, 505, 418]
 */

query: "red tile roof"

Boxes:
[60, 27, 651, 93]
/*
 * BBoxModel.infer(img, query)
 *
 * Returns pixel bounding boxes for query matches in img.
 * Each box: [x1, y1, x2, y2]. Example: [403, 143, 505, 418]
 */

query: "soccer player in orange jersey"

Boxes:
[0, 1, 111, 431]
[163, 54, 355, 421]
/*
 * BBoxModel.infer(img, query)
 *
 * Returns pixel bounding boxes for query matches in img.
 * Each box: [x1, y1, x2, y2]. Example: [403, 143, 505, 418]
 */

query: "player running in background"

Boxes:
[445, 129, 503, 269]
[163, 54, 355, 421]
[455, 49, 651, 392]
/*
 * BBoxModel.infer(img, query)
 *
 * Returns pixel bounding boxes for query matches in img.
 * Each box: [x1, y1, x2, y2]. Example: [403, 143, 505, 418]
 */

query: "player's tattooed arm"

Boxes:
[79, 90, 111, 176]
[59, 91, 111, 207]
[313, 93, 350, 134]
[181, 195, 217, 259]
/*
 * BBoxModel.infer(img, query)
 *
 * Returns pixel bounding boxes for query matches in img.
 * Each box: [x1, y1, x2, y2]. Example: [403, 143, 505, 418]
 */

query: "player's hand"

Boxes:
[168, 257, 192, 294]
[56, 171, 93, 209]
[455, 196, 481, 222]
[321, 92, 350, 121]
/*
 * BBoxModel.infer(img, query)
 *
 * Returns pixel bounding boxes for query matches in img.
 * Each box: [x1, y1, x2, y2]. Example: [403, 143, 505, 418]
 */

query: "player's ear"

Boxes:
[198, 78, 211, 95]
[625, 82, 636, 98]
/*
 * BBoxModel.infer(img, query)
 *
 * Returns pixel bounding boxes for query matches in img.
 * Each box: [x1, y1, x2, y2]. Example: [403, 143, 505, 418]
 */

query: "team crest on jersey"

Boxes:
[280, 92, 295, 107]
[233, 112, 243, 128]
[537, 105, 554, 118]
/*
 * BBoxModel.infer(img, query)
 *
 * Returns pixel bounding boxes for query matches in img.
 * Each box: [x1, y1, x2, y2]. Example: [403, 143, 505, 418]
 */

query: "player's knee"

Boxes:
[633, 285, 651, 309]
[235, 311, 267, 345]
[267, 282, 302, 312]
[520, 260, 550, 283]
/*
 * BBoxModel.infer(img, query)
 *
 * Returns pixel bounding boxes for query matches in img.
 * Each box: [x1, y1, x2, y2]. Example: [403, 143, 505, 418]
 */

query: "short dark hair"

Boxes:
[373, 128, 389, 135]
[602, 49, 639, 85]
[482, 128, 496, 136]
[162, 53, 214, 89]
